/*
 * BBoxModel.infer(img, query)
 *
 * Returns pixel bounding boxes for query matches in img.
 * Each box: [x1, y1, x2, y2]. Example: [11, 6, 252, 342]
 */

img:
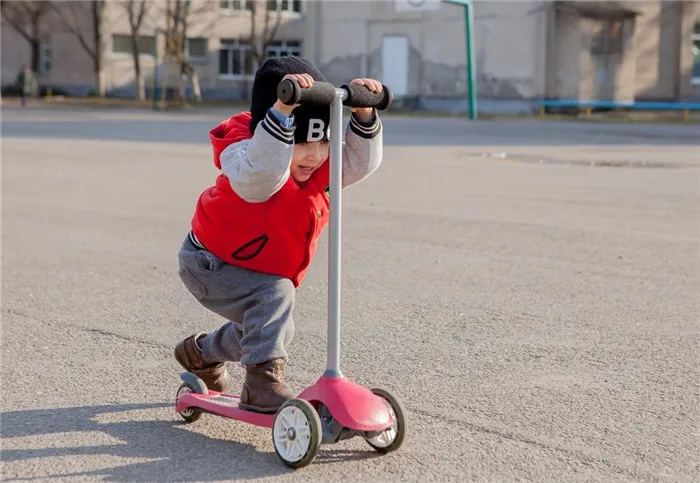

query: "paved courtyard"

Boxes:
[2, 105, 698, 482]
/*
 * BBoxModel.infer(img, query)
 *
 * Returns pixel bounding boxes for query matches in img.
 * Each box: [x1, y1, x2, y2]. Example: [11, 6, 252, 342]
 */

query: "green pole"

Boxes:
[443, 0, 477, 119]
[464, 2, 477, 120]
[153, 30, 161, 111]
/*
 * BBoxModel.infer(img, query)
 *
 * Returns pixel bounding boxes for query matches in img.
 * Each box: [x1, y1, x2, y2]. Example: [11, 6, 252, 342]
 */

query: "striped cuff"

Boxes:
[262, 109, 295, 144]
[350, 111, 380, 139]
[188, 230, 205, 249]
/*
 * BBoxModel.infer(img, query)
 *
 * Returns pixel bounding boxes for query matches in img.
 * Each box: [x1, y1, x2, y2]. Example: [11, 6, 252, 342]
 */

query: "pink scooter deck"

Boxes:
[298, 376, 393, 432]
[176, 391, 274, 428]
[176, 375, 393, 433]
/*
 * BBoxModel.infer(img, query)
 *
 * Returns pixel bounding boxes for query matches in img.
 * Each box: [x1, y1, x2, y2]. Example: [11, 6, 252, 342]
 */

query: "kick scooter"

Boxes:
[175, 78, 406, 469]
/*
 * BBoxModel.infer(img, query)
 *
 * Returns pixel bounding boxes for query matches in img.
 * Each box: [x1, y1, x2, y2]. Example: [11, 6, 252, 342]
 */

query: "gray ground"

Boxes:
[1, 105, 698, 483]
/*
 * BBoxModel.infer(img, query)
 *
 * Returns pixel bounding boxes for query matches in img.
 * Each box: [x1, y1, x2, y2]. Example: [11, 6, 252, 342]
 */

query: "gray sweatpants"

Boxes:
[177, 235, 295, 366]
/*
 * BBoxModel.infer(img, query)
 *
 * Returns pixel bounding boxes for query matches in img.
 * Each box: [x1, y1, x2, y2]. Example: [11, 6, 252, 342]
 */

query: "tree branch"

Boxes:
[124, 0, 135, 27]
[247, 1, 259, 62]
[263, 2, 284, 52]
[247, 0, 283, 64]
[51, 2, 95, 60]
[0, 2, 38, 44]
[135, 0, 148, 30]
[1, 12, 33, 44]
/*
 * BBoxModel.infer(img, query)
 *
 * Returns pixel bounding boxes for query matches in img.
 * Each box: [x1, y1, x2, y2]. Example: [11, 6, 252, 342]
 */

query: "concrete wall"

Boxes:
[576, 16, 599, 102]
[615, 17, 639, 102]
[678, 1, 700, 99]
[634, 1, 682, 100]
[308, 0, 548, 102]
[276, 0, 700, 107]
[546, 1, 699, 103]
[552, 8, 582, 99]
[577, 15, 637, 103]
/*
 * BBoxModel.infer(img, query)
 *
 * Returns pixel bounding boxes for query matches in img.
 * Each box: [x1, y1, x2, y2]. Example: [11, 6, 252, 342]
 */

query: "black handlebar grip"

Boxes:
[277, 78, 337, 106]
[341, 83, 393, 111]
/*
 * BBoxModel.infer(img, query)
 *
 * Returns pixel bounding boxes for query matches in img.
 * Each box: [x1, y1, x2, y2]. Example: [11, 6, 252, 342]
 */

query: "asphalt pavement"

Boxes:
[1, 105, 698, 482]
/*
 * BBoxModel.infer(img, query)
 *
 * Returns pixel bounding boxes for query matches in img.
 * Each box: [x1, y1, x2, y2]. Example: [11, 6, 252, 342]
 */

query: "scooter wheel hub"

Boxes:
[272, 399, 322, 469]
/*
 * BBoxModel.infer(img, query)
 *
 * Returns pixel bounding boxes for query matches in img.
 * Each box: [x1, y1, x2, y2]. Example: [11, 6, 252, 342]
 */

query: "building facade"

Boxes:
[1, 0, 309, 99]
[2, 0, 699, 113]
[307, 0, 700, 112]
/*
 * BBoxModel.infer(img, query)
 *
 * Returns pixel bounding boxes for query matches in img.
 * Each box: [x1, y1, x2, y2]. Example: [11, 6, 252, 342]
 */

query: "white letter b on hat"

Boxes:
[307, 119, 327, 142]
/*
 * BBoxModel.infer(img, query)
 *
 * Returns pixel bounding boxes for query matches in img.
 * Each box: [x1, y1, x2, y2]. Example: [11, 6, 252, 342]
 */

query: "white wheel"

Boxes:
[364, 388, 406, 454]
[272, 399, 322, 469]
[176, 383, 202, 423]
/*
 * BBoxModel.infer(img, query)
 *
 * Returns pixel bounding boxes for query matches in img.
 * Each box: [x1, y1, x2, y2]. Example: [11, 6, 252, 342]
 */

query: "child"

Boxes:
[174, 56, 384, 413]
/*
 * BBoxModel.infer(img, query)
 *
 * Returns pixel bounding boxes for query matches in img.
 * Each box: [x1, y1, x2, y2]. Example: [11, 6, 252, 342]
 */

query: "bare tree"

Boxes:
[0, 1, 53, 73]
[51, 0, 106, 96]
[160, 0, 214, 103]
[119, 0, 150, 100]
[165, 0, 191, 101]
[246, 0, 284, 66]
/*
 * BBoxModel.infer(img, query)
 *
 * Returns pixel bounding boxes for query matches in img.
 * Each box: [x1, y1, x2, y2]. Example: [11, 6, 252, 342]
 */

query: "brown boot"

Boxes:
[239, 359, 296, 413]
[174, 333, 230, 393]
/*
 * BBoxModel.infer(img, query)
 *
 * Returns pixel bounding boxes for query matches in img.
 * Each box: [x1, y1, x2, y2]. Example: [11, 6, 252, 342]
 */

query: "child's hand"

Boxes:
[349, 78, 382, 121]
[274, 73, 316, 115]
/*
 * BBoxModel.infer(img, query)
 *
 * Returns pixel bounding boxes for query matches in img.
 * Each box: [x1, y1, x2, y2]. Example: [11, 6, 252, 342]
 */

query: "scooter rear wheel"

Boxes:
[272, 399, 322, 469]
[176, 382, 203, 423]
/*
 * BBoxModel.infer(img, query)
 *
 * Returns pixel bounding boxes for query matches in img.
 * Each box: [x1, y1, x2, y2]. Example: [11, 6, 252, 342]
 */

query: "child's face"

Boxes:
[290, 141, 329, 182]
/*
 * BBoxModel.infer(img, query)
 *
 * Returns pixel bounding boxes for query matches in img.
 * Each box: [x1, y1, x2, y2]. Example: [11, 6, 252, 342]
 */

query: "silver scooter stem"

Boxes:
[324, 87, 348, 378]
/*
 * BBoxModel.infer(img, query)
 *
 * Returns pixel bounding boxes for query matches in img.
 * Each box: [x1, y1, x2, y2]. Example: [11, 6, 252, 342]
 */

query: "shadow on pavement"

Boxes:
[0, 402, 291, 481]
[1, 402, 386, 481]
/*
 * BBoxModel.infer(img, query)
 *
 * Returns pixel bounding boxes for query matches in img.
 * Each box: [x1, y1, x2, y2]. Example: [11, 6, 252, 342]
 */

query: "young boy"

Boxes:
[174, 56, 384, 413]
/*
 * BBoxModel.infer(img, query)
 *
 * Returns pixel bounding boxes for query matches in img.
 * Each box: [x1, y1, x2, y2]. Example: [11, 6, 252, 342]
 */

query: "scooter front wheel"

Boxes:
[363, 388, 406, 454]
[272, 399, 322, 469]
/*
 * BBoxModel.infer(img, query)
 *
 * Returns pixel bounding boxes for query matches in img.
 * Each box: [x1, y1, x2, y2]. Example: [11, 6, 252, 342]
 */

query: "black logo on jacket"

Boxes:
[231, 234, 269, 261]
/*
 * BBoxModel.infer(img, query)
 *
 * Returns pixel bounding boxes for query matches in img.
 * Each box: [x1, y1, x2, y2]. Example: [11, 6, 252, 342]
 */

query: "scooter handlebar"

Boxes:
[341, 82, 393, 111]
[277, 79, 336, 106]
[277, 78, 393, 110]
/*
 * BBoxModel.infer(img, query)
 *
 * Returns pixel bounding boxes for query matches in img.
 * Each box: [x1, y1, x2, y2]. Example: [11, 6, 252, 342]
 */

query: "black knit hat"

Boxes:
[249, 56, 330, 143]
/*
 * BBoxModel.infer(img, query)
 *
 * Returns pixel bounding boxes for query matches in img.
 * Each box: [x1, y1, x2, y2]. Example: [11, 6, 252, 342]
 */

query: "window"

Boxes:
[692, 23, 700, 85]
[221, 0, 300, 14]
[112, 34, 131, 54]
[266, 40, 301, 58]
[220, 0, 252, 12]
[184, 37, 208, 60]
[590, 19, 623, 56]
[268, 0, 301, 14]
[112, 34, 155, 56]
[39, 39, 52, 75]
[219, 39, 255, 78]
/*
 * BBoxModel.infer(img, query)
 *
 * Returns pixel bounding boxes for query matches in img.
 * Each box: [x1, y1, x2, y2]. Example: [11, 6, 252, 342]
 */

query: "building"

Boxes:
[2, 0, 699, 113]
[1, 0, 309, 100]
[309, 0, 700, 112]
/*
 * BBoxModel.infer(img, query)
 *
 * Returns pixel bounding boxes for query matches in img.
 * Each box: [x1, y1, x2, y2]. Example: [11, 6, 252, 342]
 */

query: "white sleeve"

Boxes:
[341, 111, 383, 189]
[221, 110, 295, 203]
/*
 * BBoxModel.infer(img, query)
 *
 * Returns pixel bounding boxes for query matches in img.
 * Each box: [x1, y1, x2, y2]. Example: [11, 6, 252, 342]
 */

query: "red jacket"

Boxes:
[191, 112, 330, 287]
